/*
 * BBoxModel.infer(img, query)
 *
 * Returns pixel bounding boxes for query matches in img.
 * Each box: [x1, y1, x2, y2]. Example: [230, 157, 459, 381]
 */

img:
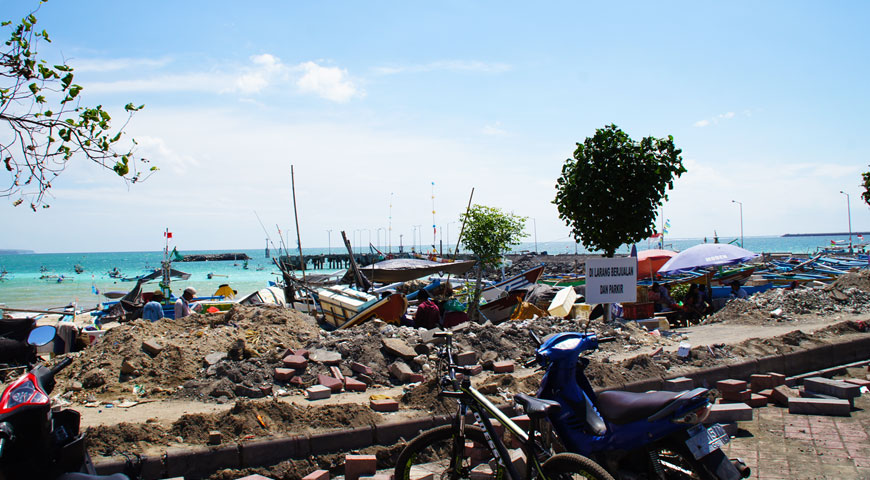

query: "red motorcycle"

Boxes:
[0, 325, 128, 480]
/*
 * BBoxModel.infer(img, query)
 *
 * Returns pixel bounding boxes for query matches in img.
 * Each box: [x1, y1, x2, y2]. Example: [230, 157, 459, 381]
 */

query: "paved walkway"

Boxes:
[723, 377, 870, 479]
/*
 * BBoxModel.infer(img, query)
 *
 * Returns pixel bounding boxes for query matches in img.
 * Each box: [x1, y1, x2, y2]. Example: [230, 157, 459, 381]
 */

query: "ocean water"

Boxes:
[0, 234, 860, 310]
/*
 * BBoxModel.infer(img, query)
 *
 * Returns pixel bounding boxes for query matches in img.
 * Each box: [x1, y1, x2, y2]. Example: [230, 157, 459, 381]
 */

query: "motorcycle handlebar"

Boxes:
[49, 356, 73, 377]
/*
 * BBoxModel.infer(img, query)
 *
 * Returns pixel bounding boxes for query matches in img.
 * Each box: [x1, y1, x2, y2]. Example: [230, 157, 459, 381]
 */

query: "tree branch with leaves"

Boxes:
[1, 2, 151, 210]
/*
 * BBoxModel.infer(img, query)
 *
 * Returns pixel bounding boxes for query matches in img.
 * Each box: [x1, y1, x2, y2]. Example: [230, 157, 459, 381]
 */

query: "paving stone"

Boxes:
[290, 376, 304, 386]
[344, 377, 368, 392]
[480, 351, 498, 370]
[757, 388, 774, 399]
[370, 398, 399, 412]
[722, 389, 751, 402]
[771, 385, 800, 406]
[705, 403, 753, 423]
[301, 469, 329, 480]
[804, 377, 861, 399]
[746, 393, 769, 408]
[274, 368, 295, 381]
[389, 361, 413, 382]
[493, 360, 515, 373]
[788, 397, 851, 416]
[345, 454, 377, 480]
[306, 385, 332, 400]
[317, 374, 344, 393]
[382, 338, 417, 359]
[142, 339, 164, 357]
[408, 373, 425, 383]
[329, 366, 345, 383]
[283, 355, 308, 369]
[468, 365, 483, 376]
[845, 378, 870, 388]
[351, 362, 374, 376]
[716, 379, 747, 393]
[768, 372, 786, 386]
[455, 351, 477, 366]
[293, 348, 310, 359]
[238, 475, 276, 480]
[357, 373, 374, 385]
[664, 376, 694, 391]
[750, 374, 774, 392]
[208, 430, 222, 445]
[310, 349, 342, 365]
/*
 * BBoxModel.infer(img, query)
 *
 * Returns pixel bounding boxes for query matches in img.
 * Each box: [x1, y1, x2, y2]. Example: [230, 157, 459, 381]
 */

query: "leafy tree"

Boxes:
[1, 2, 150, 210]
[459, 204, 527, 322]
[459, 204, 528, 268]
[554, 124, 685, 257]
[862, 169, 870, 206]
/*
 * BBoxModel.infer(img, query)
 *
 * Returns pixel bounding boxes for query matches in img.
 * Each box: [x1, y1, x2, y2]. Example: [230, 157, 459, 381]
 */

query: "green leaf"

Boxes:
[28, 83, 39, 94]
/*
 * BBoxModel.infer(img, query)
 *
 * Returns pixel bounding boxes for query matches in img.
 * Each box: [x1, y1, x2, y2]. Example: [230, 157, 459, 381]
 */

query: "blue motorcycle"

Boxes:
[533, 330, 750, 480]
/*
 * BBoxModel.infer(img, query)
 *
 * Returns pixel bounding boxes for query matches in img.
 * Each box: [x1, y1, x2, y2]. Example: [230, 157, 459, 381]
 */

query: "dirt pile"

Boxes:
[87, 398, 382, 457]
[703, 282, 870, 325]
[59, 305, 321, 402]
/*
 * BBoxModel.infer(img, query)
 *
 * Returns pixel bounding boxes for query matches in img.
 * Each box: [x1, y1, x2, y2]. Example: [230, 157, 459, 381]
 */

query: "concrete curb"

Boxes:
[94, 334, 870, 479]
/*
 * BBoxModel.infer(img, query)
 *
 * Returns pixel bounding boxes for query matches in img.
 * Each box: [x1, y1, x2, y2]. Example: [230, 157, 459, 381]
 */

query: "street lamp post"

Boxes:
[531, 218, 538, 254]
[840, 191, 853, 252]
[413, 225, 422, 252]
[377, 227, 385, 251]
[731, 200, 743, 248]
[325, 229, 332, 255]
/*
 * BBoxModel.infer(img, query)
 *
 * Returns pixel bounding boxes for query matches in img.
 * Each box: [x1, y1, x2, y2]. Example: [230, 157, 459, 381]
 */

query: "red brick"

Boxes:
[301, 470, 329, 480]
[455, 351, 477, 366]
[306, 385, 331, 400]
[290, 376, 303, 386]
[493, 361, 515, 373]
[408, 373, 425, 383]
[844, 378, 870, 388]
[351, 362, 374, 376]
[274, 368, 295, 381]
[344, 377, 368, 392]
[510, 415, 531, 431]
[716, 379, 747, 392]
[293, 348, 310, 359]
[370, 399, 399, 412]
[142, 339, 164, 357]
[330, 366, 345, 383]
[705, 403, 752, 423]
[664, 377, 694, 391]
[345, 455, 377, 480]
[746, 393, 768, 408]
[318, 374, 344, 393]
[238, 475, 276, 480]
[771, 385, 800, 407]
[804, 377, 861, 399]
[757, 389, 774, 398]
[283, 355, 308, 369]
[468, 365, 483, 376]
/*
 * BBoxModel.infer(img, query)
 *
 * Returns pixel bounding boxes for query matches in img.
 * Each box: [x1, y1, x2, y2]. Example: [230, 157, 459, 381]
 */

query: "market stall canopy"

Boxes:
[360, 258, 476, 283]
[657, 244, 759, 275]
[637, 249, 677, 279]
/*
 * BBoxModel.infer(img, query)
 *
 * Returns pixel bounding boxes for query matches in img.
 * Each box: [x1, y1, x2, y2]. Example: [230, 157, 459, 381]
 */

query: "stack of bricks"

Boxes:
[789, 376, 859, 416]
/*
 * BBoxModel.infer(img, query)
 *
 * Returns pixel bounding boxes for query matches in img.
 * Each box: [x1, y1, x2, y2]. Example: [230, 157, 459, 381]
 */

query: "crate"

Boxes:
[621, 302, 654, 320]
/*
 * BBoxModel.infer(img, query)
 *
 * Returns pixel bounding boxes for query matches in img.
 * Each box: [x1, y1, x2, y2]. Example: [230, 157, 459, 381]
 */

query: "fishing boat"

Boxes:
[315, 285, 407, 329]
[538, 273, 585, 287]
[360, 258, 476, 284]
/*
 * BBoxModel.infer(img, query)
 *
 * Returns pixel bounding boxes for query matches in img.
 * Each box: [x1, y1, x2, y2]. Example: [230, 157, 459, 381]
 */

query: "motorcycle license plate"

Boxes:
[685, 423, 730, 460]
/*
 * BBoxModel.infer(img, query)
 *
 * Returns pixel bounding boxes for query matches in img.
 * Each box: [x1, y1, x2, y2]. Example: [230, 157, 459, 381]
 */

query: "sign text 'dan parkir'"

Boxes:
[585, 257, 638, 304]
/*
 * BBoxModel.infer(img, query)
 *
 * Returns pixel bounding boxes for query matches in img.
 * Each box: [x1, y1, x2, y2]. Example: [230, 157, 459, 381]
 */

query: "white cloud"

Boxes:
[693, 111, 741, 128]
[84, 55, 359, 103]
[71, 57, 173, 73]
[482, 122, 507, 136]
[373, 60, 511, 75]
[295, 61, 360, 102]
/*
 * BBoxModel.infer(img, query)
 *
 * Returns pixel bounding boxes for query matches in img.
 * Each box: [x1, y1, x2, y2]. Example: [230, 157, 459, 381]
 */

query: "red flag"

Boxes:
[649, 233, 662, 238]
[165, 231, 173, 238]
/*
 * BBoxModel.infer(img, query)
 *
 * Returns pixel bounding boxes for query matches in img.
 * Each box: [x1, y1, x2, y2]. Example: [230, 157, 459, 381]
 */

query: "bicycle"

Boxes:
[394, 331, 614, 480]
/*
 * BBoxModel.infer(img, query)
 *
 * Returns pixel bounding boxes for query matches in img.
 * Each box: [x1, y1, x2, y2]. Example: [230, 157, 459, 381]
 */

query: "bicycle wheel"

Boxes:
[394, 424, 499, 480]
[541, 452, 615, 480]
[650, 442, 721, 480]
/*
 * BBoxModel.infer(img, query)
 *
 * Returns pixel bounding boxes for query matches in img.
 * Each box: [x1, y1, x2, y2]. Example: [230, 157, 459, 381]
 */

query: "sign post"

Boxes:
[585, 257, 638, 320]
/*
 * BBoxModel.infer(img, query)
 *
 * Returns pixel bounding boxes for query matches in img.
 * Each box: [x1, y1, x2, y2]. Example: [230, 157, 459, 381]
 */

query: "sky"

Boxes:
[3, 1, 869, 253]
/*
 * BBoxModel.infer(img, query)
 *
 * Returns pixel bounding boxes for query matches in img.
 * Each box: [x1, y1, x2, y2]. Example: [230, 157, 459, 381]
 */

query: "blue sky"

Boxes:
[3, 1, 869, 253]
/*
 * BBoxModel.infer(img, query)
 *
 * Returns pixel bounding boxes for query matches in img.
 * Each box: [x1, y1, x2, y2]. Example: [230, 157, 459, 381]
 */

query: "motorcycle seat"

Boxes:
[515, 393, 561, 418]
[595, 390, 685, 425]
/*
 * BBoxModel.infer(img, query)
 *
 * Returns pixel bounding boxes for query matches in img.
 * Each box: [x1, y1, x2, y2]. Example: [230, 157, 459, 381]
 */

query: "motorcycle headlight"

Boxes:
[0, 374, 49, 414]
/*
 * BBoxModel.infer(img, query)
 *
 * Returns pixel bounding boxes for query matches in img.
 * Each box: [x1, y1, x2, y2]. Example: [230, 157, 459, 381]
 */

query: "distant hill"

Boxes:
[0, 249, 34, 254]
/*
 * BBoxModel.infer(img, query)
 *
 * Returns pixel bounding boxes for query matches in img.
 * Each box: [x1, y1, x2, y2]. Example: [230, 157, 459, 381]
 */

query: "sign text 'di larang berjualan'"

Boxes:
[585, 257, 638, 304]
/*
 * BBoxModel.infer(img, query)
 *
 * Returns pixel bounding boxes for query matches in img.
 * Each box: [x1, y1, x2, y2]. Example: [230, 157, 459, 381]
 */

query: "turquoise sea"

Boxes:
[0, 234, 862, 310]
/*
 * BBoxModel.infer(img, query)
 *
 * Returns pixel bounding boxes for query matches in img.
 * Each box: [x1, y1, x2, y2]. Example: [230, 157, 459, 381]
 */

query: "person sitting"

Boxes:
[648, 282, 677, 312]
[413, 290, 441, 329]
[682, 284, 706, 323]
[174, 287, 202, 319]
[142, 290, 165, 322]
[729, 281, 748, 300]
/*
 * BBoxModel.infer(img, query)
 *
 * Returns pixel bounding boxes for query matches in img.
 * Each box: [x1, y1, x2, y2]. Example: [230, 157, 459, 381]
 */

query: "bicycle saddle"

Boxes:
[515, 393, 561, 418]
[595, 390, 684, 425]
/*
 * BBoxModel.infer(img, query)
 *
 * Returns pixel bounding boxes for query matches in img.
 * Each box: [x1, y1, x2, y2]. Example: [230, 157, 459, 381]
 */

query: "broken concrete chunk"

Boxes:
[309, 349, 342, 365]
[350, 362, 373, 376]
[306, 385, 332, 400]
[480, 351, 498, 370]
[382, 338, 417, 360]
[204, 352, 227, 366]
[120, 358, 139, 375]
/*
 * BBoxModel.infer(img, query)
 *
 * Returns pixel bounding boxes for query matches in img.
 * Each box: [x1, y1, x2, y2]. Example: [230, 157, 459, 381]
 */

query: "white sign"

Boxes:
[585, 257, 638, 304]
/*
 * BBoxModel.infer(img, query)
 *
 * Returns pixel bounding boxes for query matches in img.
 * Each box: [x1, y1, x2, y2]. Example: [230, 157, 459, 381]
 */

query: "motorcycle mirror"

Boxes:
[27, 325, 57, 346]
